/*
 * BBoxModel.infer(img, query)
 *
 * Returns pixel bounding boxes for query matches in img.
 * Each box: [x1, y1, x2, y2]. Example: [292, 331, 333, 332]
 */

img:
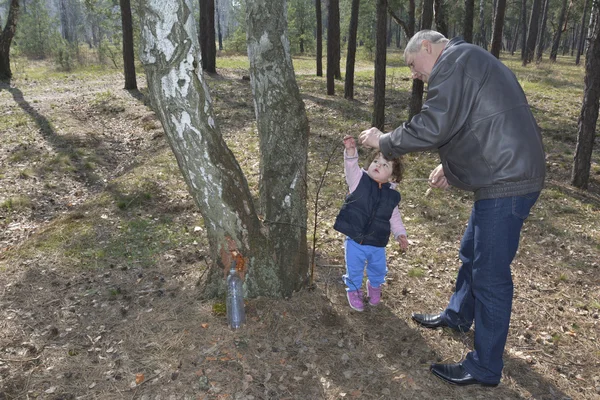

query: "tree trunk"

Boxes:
[576, 0, 589, 65]
[373, 0, 388, 129]
[511, 3, 522, 55]
[409, 0, 433, 119]
[434, 0, 448, 37]
[216, 0, 223, 51]
[477, 0, 486, 48]
[316, 0, 323, 76]
[119, 0, 137, 90]
[327, 0, 341, 95]
[0, 0, 19, 81]
[139, 0, 309, 298]
[550, 0, 569, 61]
[535, 0, 550, 62]
[344, 0, 360, 99]
[59, 0, 73, 43]
[199, 0, 216, 73]
[490, 0, 506, 58]
[572, 0, 600, 189]
[523, 0, 542, 65]
[464, 0, 475, 43]
[520, 0, 528, 60]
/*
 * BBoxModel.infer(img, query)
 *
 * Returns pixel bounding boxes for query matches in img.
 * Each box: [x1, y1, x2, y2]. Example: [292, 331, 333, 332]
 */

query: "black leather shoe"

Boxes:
[430, 363, 499, 387]
[411, 313, 448, 329]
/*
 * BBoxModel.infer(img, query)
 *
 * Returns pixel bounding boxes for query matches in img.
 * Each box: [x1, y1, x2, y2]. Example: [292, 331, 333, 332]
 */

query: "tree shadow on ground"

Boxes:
[1, 82, 108, 188]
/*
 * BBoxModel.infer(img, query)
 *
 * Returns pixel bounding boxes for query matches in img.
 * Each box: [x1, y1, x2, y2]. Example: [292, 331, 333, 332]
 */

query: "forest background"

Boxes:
[0, 0, 599, 399]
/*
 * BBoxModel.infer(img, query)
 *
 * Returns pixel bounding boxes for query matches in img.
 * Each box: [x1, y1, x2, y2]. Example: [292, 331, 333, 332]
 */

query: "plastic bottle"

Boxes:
[226, 260, 245, 329]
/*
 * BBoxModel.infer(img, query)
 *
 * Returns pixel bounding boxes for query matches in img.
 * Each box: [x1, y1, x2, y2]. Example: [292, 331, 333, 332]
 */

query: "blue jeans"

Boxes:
[441, 192, 540, 384]
[343, 238, 387, 292]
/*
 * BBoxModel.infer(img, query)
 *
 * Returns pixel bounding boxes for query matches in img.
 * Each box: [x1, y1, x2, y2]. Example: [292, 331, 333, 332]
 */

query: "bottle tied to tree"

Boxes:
[226, 259, 245, 329]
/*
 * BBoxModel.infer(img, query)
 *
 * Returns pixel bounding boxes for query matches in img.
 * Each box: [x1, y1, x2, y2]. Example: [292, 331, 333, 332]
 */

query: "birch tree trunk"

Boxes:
[139, 0, 308, 298]
[246, 0, 310, 295]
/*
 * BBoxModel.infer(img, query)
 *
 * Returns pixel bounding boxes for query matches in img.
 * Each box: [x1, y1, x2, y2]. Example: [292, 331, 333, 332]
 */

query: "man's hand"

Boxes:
[343, 135, 356, 157]
[397, 234, 408, 251]
[429, 164, 450, 190]
[358, 127, 383, 149]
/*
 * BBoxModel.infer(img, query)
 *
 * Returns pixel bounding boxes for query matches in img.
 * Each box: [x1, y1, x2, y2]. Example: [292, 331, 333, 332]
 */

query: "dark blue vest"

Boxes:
[334, 172, 401, 247]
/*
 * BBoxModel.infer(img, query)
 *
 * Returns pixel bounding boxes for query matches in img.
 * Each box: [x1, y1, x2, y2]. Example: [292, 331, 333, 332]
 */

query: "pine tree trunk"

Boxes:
[327, 0, 341, 95]
[373, 0, 388, 129]
[572, 0, 600, 189]
[216, 0, 223, 51]
[0, 0, 19, 81]
[139, 0, 308, 298]
[119, 0, 137, 90]
[344, 0, 360, 99]
[316, 0, 323, 76]
[523, 0, 542, 65]
[576, 0, 589, 65]
[199, 0, 216, 73]
[490, 0, 507, 58]
[535, 0, 550, 61]
[477, 0, 486, 48]
[520, 0, 528, 60]
[434, 0, 448, 37]
[409, 0, 433, 119]
[464, 0, 475, 43]
[550, 0, 569, 61]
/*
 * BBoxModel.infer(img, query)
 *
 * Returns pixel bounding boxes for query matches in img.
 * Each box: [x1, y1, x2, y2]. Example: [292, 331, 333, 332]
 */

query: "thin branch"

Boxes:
[310, 140, 339, 285]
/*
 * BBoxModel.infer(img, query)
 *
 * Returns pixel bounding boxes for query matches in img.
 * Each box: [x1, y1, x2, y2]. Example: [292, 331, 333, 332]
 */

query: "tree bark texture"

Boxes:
[490, 0, 507, 58]
[535, 0, 550, 62]
[433, 0, 448, 37]
[523, 0, 542, 65]
[409, 0, 433, 120]
[576, 0, 589, 65]
[477, 0, 486, 48]
[245, 0, 310, 296]
[139, 0, 308, 298]
[199, 0, 216, 72]
[216, 0, 223, 50]
[0, 0, 19, 81]
[520, 0, 528, 60]
[572, 0, 600, 189]
[316, 0, 323, 76]
[373, 0, 388, 129]
[327, 0, 341, 95]
[464, 0, 475, 43]
[344, 0, 360, 99]
[119, 0, 137, 90]
[550, 0, 569, 61]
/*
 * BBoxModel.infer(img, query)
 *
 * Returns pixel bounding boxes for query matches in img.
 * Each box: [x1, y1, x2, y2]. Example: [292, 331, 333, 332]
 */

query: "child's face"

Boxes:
[367, 153, 394, 183]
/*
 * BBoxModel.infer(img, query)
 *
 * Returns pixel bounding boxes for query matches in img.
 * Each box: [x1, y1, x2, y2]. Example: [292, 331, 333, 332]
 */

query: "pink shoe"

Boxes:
[346, 290, 364, 311]
[367, 281, 382, 306]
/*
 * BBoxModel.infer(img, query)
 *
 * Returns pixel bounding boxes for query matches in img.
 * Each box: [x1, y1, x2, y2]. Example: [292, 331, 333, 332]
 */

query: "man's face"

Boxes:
[405, 41, 436, 83]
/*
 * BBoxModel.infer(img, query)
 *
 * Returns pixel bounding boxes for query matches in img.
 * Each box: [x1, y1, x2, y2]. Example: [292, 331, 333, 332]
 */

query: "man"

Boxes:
[360, 30, 545, 387]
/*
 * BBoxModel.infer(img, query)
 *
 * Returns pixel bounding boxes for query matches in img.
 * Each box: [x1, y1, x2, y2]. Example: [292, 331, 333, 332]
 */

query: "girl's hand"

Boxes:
[397, 235, 409, 251]
[343, 135, 357, 156]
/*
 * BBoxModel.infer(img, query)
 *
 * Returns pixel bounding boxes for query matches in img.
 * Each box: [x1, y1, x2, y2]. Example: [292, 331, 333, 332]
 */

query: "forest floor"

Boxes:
[0, 53, 599, 400]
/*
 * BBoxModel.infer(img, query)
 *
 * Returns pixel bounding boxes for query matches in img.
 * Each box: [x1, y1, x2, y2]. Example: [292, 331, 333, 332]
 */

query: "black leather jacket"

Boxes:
[380, 37, 545, 200]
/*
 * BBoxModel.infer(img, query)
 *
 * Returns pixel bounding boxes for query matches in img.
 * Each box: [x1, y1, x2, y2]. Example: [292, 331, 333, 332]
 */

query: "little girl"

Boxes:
[334, 135, 408, 311]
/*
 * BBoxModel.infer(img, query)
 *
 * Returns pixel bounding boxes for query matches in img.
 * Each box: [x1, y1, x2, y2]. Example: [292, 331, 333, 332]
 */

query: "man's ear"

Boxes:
[422, 40, 432, 54]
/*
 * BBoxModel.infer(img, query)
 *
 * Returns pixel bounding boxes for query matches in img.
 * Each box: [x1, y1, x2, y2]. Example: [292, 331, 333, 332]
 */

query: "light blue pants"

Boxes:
[343, 238, 387, 292]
